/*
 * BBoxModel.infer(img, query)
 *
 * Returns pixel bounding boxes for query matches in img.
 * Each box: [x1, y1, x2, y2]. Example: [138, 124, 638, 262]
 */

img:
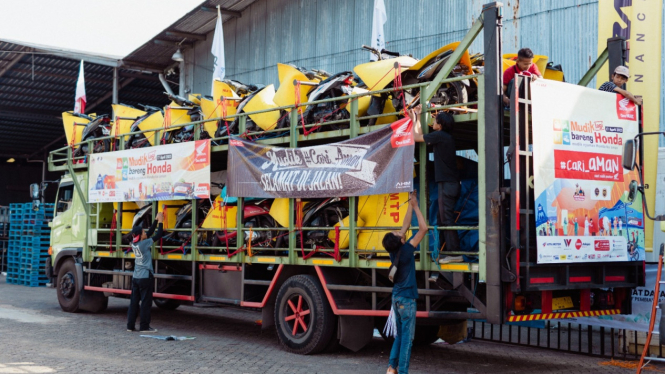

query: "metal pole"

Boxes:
[179, 60, 186, 97]
[607, 37, 627, 85]
[112, 67, 118, 104]
[482, 1, 504, 325]
[419, 89, 429, 271]
[349, 100, 358, 268]
[288, 109, 299, 264]
[577, 48, 608, 87]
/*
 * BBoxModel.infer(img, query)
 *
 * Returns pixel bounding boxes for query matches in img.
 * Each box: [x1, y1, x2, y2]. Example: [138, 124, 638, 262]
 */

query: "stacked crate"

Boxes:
[6, 203, 54, 286]
[6, 204, 22, 283]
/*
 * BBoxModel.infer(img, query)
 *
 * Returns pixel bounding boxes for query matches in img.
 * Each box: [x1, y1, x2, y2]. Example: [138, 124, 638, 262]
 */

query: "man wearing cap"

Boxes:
[127, 212, 164, 333]
[599, 66, 643, 105]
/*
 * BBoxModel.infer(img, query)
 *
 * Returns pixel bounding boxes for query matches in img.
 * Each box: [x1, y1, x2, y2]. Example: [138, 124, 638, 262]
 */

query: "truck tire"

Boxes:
[274, 275, 335, 355]
[154, 299, 181, 310]
[56, 260, 81, 313]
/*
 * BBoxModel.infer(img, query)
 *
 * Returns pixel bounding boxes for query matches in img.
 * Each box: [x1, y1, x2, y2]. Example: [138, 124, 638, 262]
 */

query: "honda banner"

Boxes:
[88, 140, 211, 203]
[227, 120, 414, 198]
[531, 79, 644, 264]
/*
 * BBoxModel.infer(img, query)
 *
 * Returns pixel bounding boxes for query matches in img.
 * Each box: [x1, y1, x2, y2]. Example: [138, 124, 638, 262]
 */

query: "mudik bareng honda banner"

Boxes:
[531, 79, 644, 264]
[227, 120, 414, 198]
[88, 140, 211, 203]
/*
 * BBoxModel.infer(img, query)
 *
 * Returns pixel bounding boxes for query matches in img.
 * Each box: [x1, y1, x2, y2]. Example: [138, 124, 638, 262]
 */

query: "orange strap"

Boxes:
[247, 228, 253, 257]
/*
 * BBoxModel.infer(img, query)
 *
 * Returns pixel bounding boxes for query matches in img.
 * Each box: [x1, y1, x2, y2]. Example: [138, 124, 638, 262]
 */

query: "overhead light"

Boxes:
[172, 48, 184, 62]
[6, 158, 15, 163]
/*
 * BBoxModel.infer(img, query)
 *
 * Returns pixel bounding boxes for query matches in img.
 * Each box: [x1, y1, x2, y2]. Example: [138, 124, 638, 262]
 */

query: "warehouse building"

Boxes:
[0, 0, 664, 205]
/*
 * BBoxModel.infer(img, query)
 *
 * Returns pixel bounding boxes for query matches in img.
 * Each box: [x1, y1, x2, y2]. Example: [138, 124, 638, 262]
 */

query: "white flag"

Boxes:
[370, 0, 387, 61]
[74, 60, 86, 114]
[211, 7, 226, 95]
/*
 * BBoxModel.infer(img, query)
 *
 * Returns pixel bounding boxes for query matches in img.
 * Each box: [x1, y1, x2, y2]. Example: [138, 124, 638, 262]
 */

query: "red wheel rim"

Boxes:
[284, 295, 311, 336]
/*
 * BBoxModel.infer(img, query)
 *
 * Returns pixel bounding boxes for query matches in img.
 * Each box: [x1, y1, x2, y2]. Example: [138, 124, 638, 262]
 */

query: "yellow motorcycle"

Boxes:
[214, 64, 323, 140]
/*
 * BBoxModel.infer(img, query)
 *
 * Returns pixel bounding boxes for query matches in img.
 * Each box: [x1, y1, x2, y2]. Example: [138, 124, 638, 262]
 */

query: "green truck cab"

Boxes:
[48, 172, 113, 313]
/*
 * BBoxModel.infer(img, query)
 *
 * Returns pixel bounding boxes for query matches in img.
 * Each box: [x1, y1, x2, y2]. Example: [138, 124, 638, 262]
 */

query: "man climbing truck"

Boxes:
[40, 3, 644, 355]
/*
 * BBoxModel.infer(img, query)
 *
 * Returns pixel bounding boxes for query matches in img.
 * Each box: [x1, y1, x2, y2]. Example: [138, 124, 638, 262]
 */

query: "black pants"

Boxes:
[127, 275, 154, 330]
[438, 181, 461, 253]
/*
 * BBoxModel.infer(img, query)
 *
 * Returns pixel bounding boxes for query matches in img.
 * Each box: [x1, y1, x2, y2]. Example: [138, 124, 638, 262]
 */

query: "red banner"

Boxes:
[553, 150, 623, 182]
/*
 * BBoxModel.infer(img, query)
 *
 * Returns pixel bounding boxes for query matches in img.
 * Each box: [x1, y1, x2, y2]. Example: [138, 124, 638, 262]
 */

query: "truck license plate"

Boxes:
[552, 296, 573, 311]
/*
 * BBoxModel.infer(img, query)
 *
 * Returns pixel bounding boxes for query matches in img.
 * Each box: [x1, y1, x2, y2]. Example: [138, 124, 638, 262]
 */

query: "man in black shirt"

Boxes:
[410, 106, 462, 264]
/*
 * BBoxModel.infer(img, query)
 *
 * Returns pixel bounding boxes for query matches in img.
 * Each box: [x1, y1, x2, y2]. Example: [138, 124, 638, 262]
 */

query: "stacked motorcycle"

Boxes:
[64, 42, 565, 255]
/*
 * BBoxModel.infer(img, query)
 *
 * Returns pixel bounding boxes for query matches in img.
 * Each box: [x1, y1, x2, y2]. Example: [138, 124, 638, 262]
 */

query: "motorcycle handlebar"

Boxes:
[293, 79, 319, 87]
[362, 45, 378, 53]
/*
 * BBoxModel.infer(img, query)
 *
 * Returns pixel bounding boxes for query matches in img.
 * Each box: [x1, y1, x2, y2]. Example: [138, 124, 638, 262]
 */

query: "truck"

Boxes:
[38, 3, 645, 354]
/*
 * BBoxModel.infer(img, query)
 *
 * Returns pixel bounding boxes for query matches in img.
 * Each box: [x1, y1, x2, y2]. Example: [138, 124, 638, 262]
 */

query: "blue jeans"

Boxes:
[388, 295, 416, 373]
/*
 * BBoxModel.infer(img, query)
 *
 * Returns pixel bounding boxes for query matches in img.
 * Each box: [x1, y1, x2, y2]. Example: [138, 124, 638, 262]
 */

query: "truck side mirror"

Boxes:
[30, 183, 41, 212]
[30, 183, 40, 200]
[627, 180, 638, 203]
[622, 139, 636, 170]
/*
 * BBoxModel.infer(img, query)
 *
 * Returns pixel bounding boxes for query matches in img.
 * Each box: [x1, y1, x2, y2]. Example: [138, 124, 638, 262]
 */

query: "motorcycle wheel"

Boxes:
[125, 134, 151, 149]
[433, 80, 468, 107]
[291, 202, 348, 249]
[92, 139, 111, 154]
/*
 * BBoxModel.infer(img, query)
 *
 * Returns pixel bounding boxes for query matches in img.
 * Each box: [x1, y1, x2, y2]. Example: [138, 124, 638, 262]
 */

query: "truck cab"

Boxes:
[50, 173, 86, 255]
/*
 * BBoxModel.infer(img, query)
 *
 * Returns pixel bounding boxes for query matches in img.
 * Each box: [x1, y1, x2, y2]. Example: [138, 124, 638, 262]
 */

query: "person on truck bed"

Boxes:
[410, 105, 463, 264]
[503, 48, 542, 106]
[598, 66, 643, 106]
[383, 190, 428, 374]
[127, 212, 164, 333]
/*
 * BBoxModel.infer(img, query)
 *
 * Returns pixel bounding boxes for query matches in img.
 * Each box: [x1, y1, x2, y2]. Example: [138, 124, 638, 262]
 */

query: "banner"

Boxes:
[597, 0, 662, 253]
[531, 79, 644, 264]
[88, 140, 211, 203]
[227, 120, 414, 198]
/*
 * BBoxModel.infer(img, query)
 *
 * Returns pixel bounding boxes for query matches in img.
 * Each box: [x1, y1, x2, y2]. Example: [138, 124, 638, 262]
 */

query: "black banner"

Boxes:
[227, 120, 415, 198]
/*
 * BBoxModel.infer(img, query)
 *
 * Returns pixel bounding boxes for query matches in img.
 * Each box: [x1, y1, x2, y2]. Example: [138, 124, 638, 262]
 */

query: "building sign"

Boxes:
[227, 120, 414, 198]
[88, 140, 211, 202]
[597, 0, 662, 252]
[531, 79, 644, 264]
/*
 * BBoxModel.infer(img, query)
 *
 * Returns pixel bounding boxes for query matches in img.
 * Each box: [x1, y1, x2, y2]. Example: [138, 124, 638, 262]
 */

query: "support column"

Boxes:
[112, 67, 118, 104]
[179, 60, 186, 97]
[482, 1, 504, 325]
[607, 37, 627, 85]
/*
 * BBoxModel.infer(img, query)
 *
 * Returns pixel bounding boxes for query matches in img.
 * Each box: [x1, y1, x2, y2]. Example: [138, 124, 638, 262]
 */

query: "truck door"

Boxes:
[51, 182, 75, 247]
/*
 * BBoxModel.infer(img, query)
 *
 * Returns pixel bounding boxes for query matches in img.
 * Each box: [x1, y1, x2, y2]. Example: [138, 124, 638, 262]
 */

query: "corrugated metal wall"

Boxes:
[185, 0, 663, 139]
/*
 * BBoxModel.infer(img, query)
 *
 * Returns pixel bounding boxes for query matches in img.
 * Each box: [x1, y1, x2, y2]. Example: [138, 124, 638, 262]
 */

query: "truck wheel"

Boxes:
[154, 299, 181, 310]
[274, 275, 335, 354]
[57, 260, 81, 313]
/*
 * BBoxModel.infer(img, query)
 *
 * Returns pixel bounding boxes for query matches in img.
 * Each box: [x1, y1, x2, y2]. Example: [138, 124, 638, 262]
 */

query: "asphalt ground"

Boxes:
[0, 275, 638, 373]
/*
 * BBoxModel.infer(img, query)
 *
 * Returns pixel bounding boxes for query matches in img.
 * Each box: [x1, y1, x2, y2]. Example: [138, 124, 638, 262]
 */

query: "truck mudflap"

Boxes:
[507, 308, 621, 322]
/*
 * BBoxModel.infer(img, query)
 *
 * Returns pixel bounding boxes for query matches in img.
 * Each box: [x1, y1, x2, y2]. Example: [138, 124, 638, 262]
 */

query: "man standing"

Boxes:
[410, 106, 463, 264]
[383, 190, 428, 374]
[127, 212, 164, 333]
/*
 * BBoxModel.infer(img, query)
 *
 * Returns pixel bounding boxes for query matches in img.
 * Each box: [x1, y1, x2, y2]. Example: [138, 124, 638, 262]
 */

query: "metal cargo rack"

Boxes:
[45, 3, 641, 324]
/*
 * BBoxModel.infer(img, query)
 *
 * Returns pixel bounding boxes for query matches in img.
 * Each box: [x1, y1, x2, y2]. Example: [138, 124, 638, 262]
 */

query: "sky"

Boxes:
[0, 0, 204, 58]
